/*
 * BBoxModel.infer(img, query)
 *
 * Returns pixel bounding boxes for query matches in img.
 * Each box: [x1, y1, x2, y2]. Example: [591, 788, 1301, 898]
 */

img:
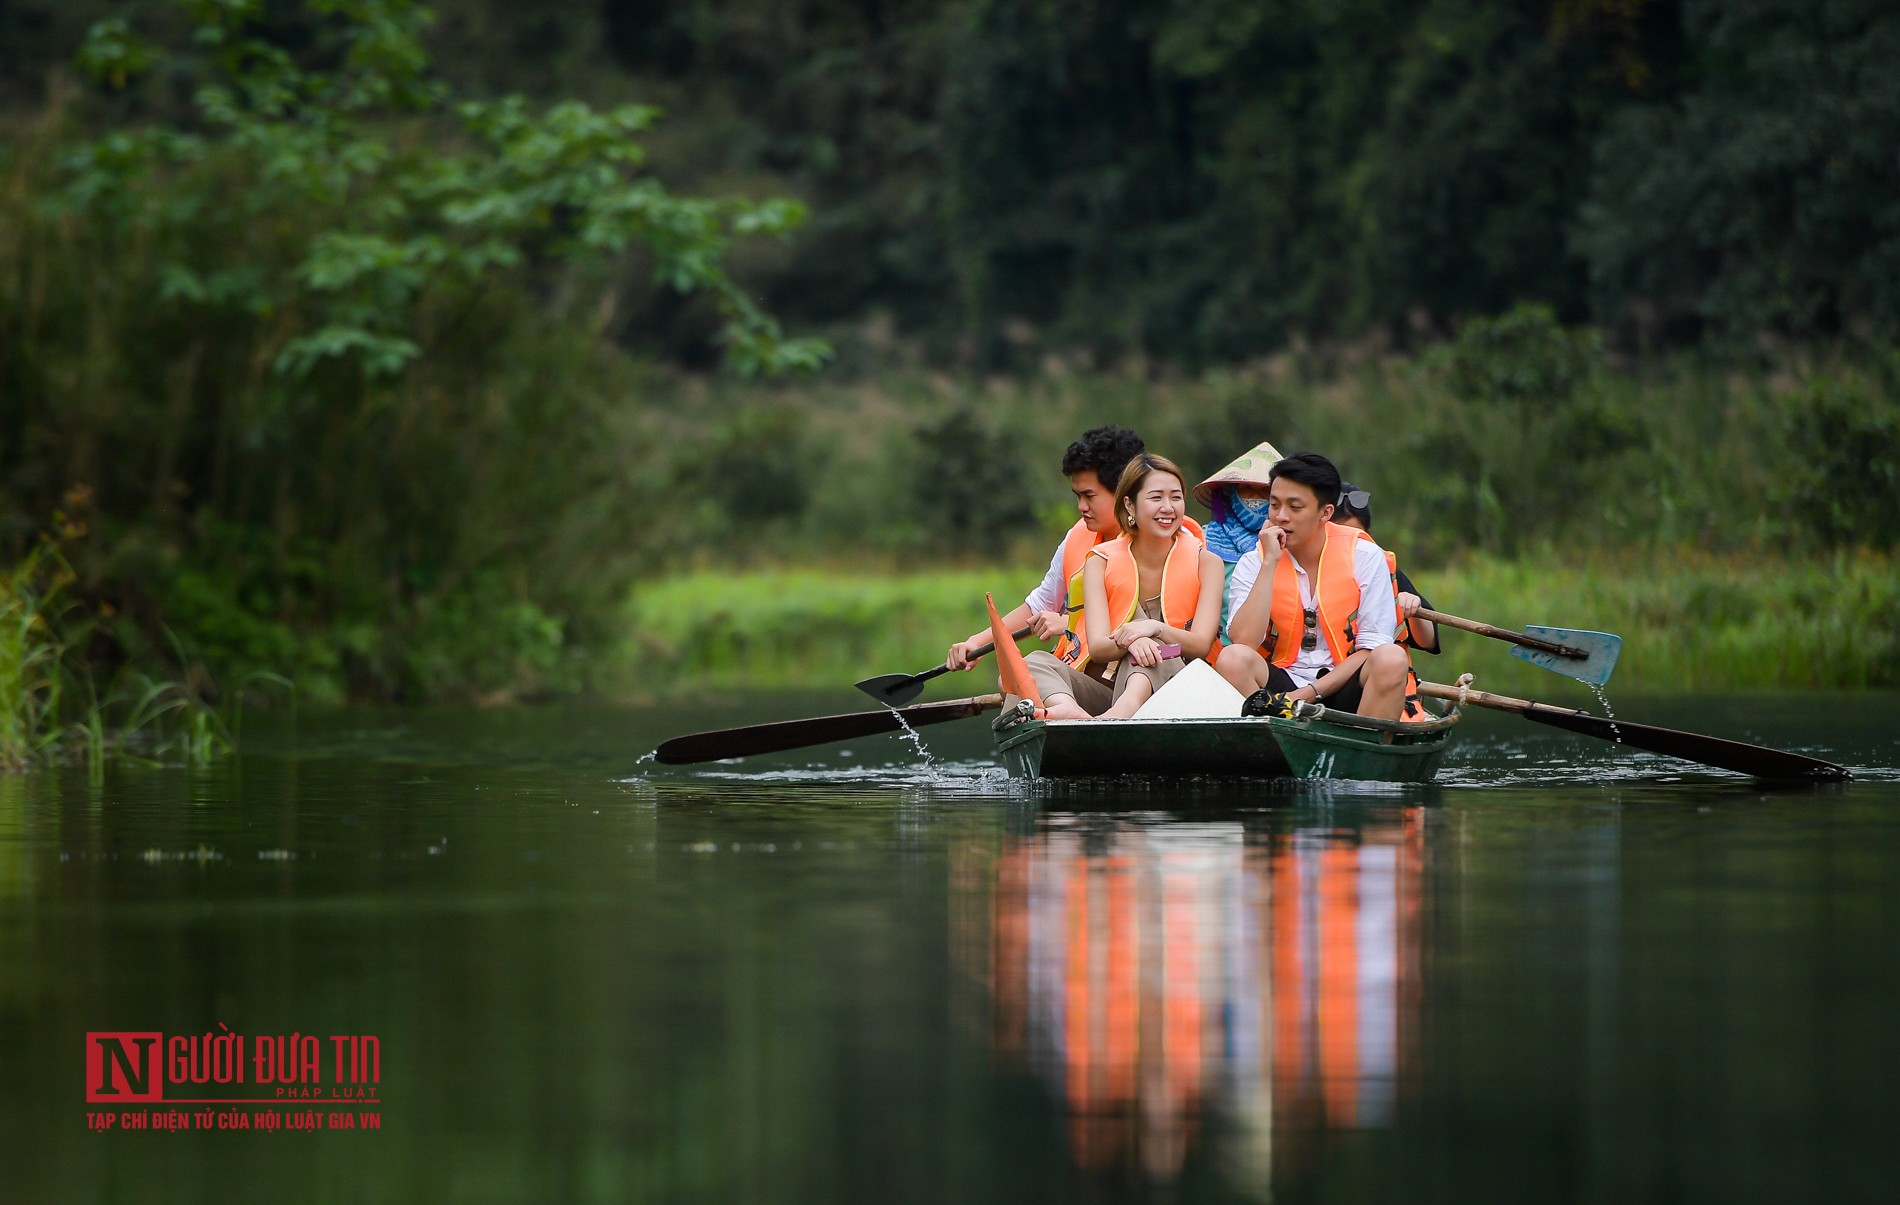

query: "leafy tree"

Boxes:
[0, 0, 827, 699]
[61, 0, 827, 378]
[1577, 0, 1900, 343]
[1786, 374, 1900, 548]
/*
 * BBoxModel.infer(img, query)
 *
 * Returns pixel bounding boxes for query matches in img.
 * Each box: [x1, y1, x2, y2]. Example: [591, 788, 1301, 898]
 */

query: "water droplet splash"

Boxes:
[884, 706, 943, 782]
[636, 751, 656, 765]
[1587, 684, 1622, 743]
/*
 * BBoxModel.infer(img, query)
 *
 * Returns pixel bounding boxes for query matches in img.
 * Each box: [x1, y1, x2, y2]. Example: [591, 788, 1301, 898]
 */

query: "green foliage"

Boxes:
[1577, 0, 1900, 344]
[0, 546, 72, 770]
[669, 405, 818, 543]
[1784, 374, 1900, 548]
[1441, 303, 1604, 408]
[1410, 304, 1630, 554]
[7, 0, 1897, 361]
[624, 566, 1019, 691]
[642, 342, 1898, 568]
[897, 406, 1038, 556]
[0, 525, 243, 773]
[0, 0, 826, 704]
[54, 0, 826, 379]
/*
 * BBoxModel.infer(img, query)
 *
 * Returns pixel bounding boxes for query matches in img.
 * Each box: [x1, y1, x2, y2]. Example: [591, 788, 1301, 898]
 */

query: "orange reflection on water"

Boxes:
[976, 812, 1426, 1180]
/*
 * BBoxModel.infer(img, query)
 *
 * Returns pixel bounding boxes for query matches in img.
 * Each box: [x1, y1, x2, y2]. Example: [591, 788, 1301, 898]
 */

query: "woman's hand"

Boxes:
[1124, 636, 1163, 667]
[1113, 619, 1164, 647]
[1397, 591, 1422, 617]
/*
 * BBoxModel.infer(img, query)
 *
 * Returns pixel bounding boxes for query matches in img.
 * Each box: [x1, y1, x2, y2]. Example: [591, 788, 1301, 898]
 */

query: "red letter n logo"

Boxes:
[86, 1032, 164, 1103]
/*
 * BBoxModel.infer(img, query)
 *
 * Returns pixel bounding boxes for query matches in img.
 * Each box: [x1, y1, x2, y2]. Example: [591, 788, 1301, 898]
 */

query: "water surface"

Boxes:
[2, 693, 1897, 1202]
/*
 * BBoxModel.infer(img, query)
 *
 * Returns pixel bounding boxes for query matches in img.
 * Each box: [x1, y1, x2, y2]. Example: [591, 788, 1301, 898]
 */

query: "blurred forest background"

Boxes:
[1, 0, 1896, 725]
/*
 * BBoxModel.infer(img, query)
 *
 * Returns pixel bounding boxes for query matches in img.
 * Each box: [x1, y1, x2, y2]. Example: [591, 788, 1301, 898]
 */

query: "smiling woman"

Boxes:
[1054, 454, 1227, 720]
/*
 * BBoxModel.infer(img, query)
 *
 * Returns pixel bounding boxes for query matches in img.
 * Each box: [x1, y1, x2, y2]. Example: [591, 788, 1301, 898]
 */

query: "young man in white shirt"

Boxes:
[941, 426, 1148, 715]
[1215, 452, 1411, 720]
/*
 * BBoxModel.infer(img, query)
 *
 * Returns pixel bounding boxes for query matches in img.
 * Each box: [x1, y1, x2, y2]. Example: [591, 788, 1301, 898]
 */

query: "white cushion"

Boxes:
[1132, 659, 1246, 719]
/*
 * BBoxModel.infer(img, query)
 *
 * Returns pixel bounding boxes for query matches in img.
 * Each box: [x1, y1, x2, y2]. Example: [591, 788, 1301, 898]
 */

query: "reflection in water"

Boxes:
[973, 810, 1425, 1183]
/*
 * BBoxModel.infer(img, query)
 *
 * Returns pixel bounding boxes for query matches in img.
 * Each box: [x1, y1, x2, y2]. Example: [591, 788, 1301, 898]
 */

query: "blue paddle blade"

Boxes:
[1508, 626, 1623, 687]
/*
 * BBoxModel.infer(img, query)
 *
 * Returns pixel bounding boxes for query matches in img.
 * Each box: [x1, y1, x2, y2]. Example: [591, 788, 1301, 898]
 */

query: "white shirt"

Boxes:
[1023, 539, 1068, 614]
[1225, 533, 1396, 687]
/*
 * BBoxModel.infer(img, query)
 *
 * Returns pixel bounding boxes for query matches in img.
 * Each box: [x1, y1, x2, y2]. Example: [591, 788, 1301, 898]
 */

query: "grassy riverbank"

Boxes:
[624, 551, 1899, 698]
[0, 535, 244, 772]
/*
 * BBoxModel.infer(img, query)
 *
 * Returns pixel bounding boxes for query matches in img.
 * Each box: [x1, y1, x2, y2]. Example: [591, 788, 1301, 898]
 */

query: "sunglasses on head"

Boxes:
[1336, 488, 1371, 511]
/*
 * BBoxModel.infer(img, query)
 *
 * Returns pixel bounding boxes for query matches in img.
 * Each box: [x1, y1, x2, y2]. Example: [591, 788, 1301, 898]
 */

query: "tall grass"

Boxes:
[0, 547, 71, 769]
[623, 552, 1899, 697]
[0, 536, 249, 774]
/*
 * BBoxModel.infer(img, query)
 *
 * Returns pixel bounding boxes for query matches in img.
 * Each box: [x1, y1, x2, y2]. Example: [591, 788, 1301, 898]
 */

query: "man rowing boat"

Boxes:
[942, 424, 1147, 674]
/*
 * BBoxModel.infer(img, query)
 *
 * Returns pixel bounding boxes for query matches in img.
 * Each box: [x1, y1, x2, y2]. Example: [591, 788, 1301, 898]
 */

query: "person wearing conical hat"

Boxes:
[1193, 439, 1284, 641]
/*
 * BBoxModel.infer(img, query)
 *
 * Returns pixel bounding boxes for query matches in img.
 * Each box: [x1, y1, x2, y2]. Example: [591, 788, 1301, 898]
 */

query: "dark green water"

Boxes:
[2, 693, 1897, 1203]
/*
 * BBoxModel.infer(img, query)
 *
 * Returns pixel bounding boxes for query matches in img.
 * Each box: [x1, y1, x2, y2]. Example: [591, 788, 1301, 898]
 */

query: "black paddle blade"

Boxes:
[854, 672, 929, 707]
[1518, 702, 1850, 780]
[653, 695, 1003, 765]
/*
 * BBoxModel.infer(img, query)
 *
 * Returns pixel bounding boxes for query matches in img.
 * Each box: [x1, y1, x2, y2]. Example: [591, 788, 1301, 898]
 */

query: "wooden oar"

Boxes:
[1416, 681, 1850, 780]
[653, 694, 1004, 765]
[1415, 608, 1622, 687]
[855, 605, 1075, 707]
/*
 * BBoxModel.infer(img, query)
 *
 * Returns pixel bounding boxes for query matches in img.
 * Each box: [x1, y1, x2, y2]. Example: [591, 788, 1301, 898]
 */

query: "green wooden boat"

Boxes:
[990, 699, 1461, 783]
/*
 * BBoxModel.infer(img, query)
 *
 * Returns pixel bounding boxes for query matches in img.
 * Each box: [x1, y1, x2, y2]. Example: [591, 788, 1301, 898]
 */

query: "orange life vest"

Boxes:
[1053, 516, 1206, 668]
[1372, 538, 1430, 723]
[1061, 529, 1208, 674]
[1256, 522, 1363, 668]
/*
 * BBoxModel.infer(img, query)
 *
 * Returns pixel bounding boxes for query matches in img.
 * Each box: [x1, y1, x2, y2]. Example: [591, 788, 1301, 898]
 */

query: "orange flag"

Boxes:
[987, 592, 1044, 708]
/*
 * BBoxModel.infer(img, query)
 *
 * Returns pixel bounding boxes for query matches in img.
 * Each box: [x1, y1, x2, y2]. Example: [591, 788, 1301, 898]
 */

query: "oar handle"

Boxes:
[905, 620, 1035, 689]
[1413, 608, 1587, 660]
[1417, 680, 1546, 715]
[940, 602, 1077, 674]
[966, 620, 1036, 664]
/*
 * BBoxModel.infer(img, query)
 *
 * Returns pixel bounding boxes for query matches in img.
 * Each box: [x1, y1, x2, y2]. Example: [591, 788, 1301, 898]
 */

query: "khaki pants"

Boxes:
[1024, 650, 1185, 716]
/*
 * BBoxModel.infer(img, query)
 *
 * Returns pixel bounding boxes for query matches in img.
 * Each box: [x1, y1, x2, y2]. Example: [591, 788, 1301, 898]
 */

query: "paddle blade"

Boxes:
[653, 695, 1003, 765]
[987, 592, 1043, 706]
[1509, 626, 1623, 686]
[1419, 681, 1850, 780]
[1516, 703, 1850, 780]
[854, 672, 929, 707]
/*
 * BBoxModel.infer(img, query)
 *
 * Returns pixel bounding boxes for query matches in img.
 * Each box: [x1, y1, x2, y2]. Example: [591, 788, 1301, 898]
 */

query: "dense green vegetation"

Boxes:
[6, 0, 1896, 365]
[628, 552, 1900, 696]
[658, 319, 1900, 567]
[1, 0, 1895, 709]
[0, 508, 250, 770]
[2, 0, 824, 708]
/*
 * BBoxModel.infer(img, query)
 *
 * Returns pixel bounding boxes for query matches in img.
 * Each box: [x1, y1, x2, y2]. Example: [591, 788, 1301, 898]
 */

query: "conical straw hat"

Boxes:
[1193, 440, 1285, 509]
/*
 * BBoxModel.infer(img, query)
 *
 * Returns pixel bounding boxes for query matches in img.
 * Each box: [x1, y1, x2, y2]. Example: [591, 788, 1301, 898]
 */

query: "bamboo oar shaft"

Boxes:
[1414, 608, 1586, 659]
[1417, 680, 1548, 714]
